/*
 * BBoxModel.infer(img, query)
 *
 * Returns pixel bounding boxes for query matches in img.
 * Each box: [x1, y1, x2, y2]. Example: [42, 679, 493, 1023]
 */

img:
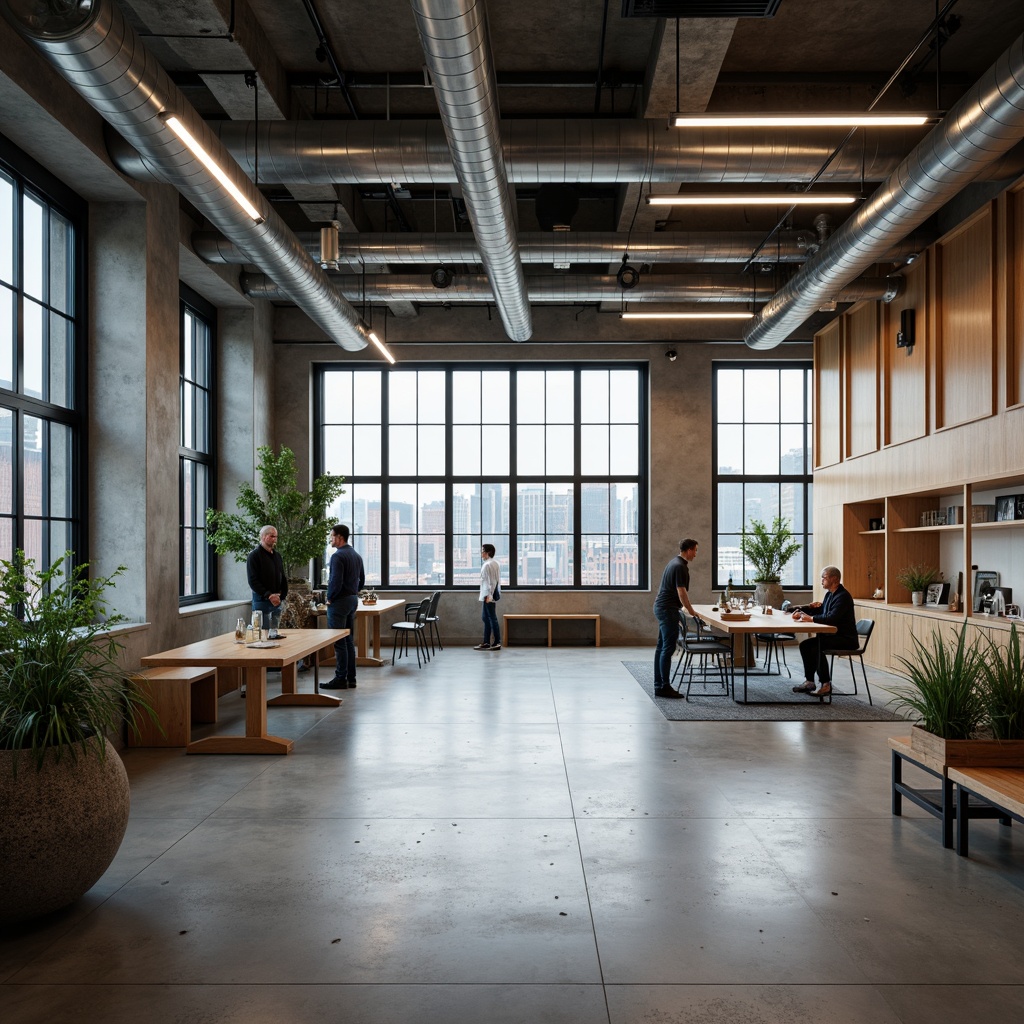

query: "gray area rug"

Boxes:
[623, 661, 904, 722]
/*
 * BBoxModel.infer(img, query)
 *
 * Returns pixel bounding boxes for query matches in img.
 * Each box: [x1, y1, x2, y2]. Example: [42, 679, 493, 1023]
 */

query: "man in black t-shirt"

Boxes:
[652, 539, 702, 698]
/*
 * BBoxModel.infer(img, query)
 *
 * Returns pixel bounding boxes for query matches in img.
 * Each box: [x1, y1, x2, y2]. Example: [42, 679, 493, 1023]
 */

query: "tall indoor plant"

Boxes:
[740, 515, 802, 608]
[0, 551, 151, 924]
[206, 444, 346, 583]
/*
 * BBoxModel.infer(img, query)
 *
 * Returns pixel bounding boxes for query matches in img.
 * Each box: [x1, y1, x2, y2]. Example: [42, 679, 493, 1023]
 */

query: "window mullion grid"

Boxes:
[573, 370, 581, 588]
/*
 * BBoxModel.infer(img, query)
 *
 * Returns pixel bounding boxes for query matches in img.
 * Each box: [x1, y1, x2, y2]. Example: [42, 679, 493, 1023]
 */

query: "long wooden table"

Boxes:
[141, 628, 348, 754]
[692, 605, 837, 704]
[315, 598, 406, 668]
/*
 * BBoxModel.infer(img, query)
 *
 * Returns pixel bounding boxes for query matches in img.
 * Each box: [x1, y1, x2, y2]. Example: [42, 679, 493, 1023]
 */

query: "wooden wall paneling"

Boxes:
[884, 258, 928, 446]
[934, 206, 997, 430]
[1008, 186, 1024, 409]
[843, 501, 885, 599]
[844, 301, 881, 458]
[814, 320, 842, 468]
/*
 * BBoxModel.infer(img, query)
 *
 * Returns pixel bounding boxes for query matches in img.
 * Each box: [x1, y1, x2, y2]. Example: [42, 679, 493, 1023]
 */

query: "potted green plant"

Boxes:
[740, 515, 802, 609]
[978, 624, 1024, 741]
[895, 563, 939, 605]
[207, 445, 346, 625]
[0, 551, 152, 924]
[890, 622, 1024, 766]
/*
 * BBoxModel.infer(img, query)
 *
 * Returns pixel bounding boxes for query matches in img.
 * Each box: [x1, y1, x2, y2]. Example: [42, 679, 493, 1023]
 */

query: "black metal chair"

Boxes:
[391, 597, 431, 667]
[672, 612, 732, 699]
[405, 591, 443, 654]
[823, 618, 875, 704]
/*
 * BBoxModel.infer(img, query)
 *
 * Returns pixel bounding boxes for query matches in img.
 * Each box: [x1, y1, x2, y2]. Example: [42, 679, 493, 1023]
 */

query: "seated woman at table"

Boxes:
[790, 565, 859, 697]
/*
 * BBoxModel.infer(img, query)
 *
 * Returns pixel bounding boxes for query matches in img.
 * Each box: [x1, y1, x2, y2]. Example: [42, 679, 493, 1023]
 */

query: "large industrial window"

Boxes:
[179, 287, 215, 602]
[0, 140, 84, 570]
[316, 363, 646, 589]
[712, 362, 814, 589]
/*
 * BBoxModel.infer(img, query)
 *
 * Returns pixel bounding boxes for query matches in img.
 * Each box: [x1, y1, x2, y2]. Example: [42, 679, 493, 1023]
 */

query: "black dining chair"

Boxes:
[823, 618, 875, 704]
[404, 591, 443, 654]
[753, 600, 796, 677]
[672, 612, 732, 699]
[391, 597, 431, 667]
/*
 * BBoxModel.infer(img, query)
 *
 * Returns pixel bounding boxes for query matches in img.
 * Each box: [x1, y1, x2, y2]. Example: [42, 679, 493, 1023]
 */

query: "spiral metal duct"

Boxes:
[193, 229, 926, 267]
[5, 0, 371, 352]
[408, 0, 530, 341]
[110, 119, 932, 186]
[745, 31, 1024, 350]
[240, 271, 901, 305]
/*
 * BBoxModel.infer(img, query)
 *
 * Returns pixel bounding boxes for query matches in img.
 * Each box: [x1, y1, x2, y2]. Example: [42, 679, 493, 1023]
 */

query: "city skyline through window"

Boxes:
[317, 364, 646, 588]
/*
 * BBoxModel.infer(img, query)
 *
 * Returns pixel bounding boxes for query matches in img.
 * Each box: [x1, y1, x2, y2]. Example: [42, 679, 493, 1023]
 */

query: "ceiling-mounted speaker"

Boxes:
[896, 308, 915, 353]
[431, 266, 453, 289]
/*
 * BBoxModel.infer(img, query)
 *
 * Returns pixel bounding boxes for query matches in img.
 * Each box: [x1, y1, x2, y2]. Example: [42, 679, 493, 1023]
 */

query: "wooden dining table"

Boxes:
[692, 604, 837, 705]
[141, 627, 348, 754]
[314, 598, 407, 668]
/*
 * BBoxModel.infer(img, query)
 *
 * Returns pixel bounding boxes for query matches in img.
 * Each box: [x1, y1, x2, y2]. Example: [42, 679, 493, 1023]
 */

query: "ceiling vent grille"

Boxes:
[621, 1, 782, 17]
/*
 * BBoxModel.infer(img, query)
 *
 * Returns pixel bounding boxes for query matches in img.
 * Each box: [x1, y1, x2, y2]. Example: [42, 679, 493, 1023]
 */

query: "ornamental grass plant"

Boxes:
[891, 622, 986, 739]
[977, 623, 1024, 740]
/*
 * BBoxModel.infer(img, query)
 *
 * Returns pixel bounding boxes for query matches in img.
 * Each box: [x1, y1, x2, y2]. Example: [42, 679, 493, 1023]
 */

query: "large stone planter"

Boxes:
[0, 739, 131, 924]
[910, 724, 1024, 768]
[753, 581, 785, 610]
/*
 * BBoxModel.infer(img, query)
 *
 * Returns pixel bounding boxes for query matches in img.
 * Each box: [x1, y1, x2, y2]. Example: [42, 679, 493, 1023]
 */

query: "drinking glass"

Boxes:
[235, 617, 247, 644]
[268, 609, 281, 638]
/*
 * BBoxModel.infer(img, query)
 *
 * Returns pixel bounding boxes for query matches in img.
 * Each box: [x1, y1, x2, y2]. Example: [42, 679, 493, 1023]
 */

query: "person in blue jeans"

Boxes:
[475, 543, 502, 651]
[652, 538, 702, 698]
[324, 523, 365, 689]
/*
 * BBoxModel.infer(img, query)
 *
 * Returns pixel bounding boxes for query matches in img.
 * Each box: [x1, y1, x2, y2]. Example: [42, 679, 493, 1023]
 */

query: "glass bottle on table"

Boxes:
[235, 617, 246, 644]
[251, 610, 263, 641]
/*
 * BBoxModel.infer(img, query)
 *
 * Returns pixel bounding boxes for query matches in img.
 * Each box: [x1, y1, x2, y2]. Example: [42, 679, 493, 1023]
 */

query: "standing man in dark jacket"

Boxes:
[246, 525, 288, 623]
[652, 538, 702, 699]
[791, 565, 859, 697]
[324, 524, 365, 689]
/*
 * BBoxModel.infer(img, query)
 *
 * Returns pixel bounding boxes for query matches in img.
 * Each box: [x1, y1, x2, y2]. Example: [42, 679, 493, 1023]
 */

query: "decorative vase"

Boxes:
[753, 581, 784, 610]
[0, 740, 131, 924]
[911, 591, 924, 606]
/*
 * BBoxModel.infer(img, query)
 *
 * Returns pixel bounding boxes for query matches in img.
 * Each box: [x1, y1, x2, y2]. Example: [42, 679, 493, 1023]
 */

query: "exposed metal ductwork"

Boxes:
[193, 229, 925, 267]
[240, 271, 901, 306]
[745, 32, 1024, 350]
[408, 0, 531, 341]
[109, 119, 941, 186]
[5, 0, 372, 353]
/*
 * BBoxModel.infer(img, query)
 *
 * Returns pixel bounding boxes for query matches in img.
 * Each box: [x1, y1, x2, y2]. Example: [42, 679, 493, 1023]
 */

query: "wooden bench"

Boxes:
[889, 736, 1012, 850]
[502, 613, 600, 648]
[948, 766, 1022, 857]
[128, 665, 219, 747]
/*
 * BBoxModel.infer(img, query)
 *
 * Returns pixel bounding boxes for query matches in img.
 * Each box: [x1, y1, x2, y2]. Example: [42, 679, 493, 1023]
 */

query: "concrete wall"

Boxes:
[273, 338, 812, 645]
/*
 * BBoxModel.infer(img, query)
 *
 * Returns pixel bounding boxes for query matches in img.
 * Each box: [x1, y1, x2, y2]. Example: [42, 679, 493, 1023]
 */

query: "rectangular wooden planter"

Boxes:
[911, 725, 1024, 767]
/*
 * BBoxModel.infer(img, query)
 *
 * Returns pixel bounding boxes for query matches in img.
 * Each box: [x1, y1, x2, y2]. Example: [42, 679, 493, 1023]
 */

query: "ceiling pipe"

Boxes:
[240, 271, 901, 305]
[745, 31, 1024, 350]
[109, 119, 942, 185]
[408, 0, 531, 341]
[193, 229, 925, 267]
[5, 0, 372, 353]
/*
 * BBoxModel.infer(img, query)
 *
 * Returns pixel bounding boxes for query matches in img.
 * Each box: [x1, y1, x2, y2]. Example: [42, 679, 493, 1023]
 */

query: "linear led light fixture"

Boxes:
[367, 329, 396, 365]
[161, 113, 264, 224]
[646, 193, 857, 207]
[620, 311, 755, 320]
[670, 112, 931, 128]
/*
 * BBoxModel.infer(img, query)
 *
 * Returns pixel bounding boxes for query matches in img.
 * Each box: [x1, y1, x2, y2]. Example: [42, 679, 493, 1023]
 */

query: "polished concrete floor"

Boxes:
[3, 645, 1024, 1023]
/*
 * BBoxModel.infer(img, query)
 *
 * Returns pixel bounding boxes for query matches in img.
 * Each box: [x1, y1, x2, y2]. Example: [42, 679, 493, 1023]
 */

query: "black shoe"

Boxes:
[347, 679, 357, 688]
[654, 686, 684, 700]
[322, 680, 348, 690]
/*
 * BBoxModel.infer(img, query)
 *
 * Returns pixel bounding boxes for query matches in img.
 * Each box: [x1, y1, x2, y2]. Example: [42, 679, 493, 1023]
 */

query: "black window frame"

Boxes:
[711, 360, 814, 590]
[313, 361, 649, 591]
[178, 284, 216, 604]
[0, 132, 87, 572]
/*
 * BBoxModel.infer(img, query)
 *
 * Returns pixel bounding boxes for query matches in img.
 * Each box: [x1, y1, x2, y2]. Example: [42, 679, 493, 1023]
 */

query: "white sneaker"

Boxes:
[473, 643, 491, 651]
[488, 644, 502, 651]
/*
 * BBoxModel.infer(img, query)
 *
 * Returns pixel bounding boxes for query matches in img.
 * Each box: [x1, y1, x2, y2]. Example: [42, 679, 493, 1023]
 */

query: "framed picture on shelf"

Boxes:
[973, 571, 999, 612]
[925, 582, 950, 607]
[1016, 494, 1024, 521]
[995, 495, 1017, 521]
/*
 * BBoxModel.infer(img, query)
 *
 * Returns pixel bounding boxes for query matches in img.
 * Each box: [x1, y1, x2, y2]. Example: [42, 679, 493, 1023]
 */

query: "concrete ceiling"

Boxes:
[4, 0, 1024, 343]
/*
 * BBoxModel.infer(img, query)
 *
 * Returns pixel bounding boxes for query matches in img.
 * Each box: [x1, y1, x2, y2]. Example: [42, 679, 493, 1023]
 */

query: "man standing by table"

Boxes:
[247, 525, 288, 623]
[791, 565, 859, 697]
[324, 524, 365, 689]
[652, 538, 702, 698]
